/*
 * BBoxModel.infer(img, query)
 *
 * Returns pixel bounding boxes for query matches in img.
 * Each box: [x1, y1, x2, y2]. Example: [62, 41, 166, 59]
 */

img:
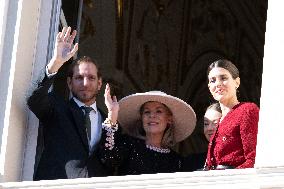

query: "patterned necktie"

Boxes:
[81, 106, 93, 142]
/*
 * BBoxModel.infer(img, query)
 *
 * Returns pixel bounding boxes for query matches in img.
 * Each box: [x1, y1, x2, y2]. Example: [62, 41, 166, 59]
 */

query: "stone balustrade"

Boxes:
[2, 167, 284, 189]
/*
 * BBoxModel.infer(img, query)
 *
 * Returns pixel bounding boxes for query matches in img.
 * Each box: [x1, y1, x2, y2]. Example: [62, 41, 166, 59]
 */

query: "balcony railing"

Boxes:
[1, 167, 284, 189]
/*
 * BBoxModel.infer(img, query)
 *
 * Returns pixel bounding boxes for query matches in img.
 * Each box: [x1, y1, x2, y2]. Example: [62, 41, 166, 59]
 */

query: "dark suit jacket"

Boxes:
[27, 73, 110, 180]
[182, 152, 207, 172]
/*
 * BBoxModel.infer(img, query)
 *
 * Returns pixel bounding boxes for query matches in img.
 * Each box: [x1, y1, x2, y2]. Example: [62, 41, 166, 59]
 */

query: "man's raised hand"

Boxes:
[47, 27, 79, 74]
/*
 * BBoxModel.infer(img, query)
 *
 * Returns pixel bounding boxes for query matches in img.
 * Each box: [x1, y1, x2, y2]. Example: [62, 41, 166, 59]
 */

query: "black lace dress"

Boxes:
[99, 125, 182, 176]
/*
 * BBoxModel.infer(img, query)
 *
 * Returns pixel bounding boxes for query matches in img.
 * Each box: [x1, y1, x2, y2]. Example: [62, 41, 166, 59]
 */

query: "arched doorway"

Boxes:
[54, 0, 267, 156]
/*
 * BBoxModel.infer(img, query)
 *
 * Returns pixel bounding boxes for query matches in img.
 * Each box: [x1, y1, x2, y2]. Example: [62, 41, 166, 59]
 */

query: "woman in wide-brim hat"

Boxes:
[99, 84, 196, 176]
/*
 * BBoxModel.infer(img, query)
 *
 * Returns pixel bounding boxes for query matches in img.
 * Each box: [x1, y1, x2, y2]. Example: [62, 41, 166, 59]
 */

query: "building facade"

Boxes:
[0, 0, 283, 188]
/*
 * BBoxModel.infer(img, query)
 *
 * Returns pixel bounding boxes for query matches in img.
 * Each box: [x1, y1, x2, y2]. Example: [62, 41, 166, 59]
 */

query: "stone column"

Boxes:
[0, 0, 43, 182]
[255, 1, 284, 168]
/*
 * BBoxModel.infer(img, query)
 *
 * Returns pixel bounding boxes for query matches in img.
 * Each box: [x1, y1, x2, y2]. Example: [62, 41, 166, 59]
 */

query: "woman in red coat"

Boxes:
[204, 59, 259, 170]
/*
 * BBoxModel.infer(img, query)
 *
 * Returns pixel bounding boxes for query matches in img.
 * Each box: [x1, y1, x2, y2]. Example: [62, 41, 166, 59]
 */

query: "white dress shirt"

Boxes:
[73, 97, 102, 153]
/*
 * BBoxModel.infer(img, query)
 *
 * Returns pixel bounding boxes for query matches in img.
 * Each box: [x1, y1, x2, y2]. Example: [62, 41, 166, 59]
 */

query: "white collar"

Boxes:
[73, 97, 98, 113]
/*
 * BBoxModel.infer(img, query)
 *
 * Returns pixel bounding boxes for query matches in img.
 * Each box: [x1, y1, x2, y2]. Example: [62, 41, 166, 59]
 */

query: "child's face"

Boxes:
[204, 109, 222, 142]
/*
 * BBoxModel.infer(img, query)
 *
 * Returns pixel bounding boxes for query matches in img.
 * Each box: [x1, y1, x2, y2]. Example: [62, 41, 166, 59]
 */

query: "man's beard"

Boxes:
[72, 91, 98, 104]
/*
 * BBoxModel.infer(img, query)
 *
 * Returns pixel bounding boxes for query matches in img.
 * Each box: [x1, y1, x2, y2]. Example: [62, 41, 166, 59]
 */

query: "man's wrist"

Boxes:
[47, 58, 64, 74]
[46, 65, 57, 77]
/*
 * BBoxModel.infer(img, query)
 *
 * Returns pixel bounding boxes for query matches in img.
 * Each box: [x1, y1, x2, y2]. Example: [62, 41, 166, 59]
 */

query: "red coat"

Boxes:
[205, 102, 259, 169]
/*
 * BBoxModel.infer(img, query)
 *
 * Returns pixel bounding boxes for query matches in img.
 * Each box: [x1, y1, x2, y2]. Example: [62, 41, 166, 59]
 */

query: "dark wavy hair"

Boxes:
[207, 59, 239, 79]
[206, 103, 221, 113]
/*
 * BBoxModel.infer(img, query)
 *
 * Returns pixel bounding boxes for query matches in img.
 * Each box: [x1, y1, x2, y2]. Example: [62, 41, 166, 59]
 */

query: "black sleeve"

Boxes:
[181, 152, 207, 172]
[98, 125, 133, 174]
[26, 69, 57, 122]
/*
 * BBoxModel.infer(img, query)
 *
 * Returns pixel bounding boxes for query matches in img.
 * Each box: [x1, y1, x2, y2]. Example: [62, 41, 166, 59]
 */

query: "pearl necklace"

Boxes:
[146, 144, 170, 153]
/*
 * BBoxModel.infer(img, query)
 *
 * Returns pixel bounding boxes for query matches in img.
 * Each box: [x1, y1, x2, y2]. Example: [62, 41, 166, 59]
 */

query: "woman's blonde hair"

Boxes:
[125, 101, 176, 148]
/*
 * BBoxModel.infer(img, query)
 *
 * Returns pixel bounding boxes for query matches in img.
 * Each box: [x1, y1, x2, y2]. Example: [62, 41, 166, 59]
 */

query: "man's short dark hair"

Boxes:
[67, 56, 102, 78]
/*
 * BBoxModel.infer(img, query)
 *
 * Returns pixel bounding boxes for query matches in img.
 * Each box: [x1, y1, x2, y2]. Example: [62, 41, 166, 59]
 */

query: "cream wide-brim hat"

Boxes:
[118, 91, 196, 143]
